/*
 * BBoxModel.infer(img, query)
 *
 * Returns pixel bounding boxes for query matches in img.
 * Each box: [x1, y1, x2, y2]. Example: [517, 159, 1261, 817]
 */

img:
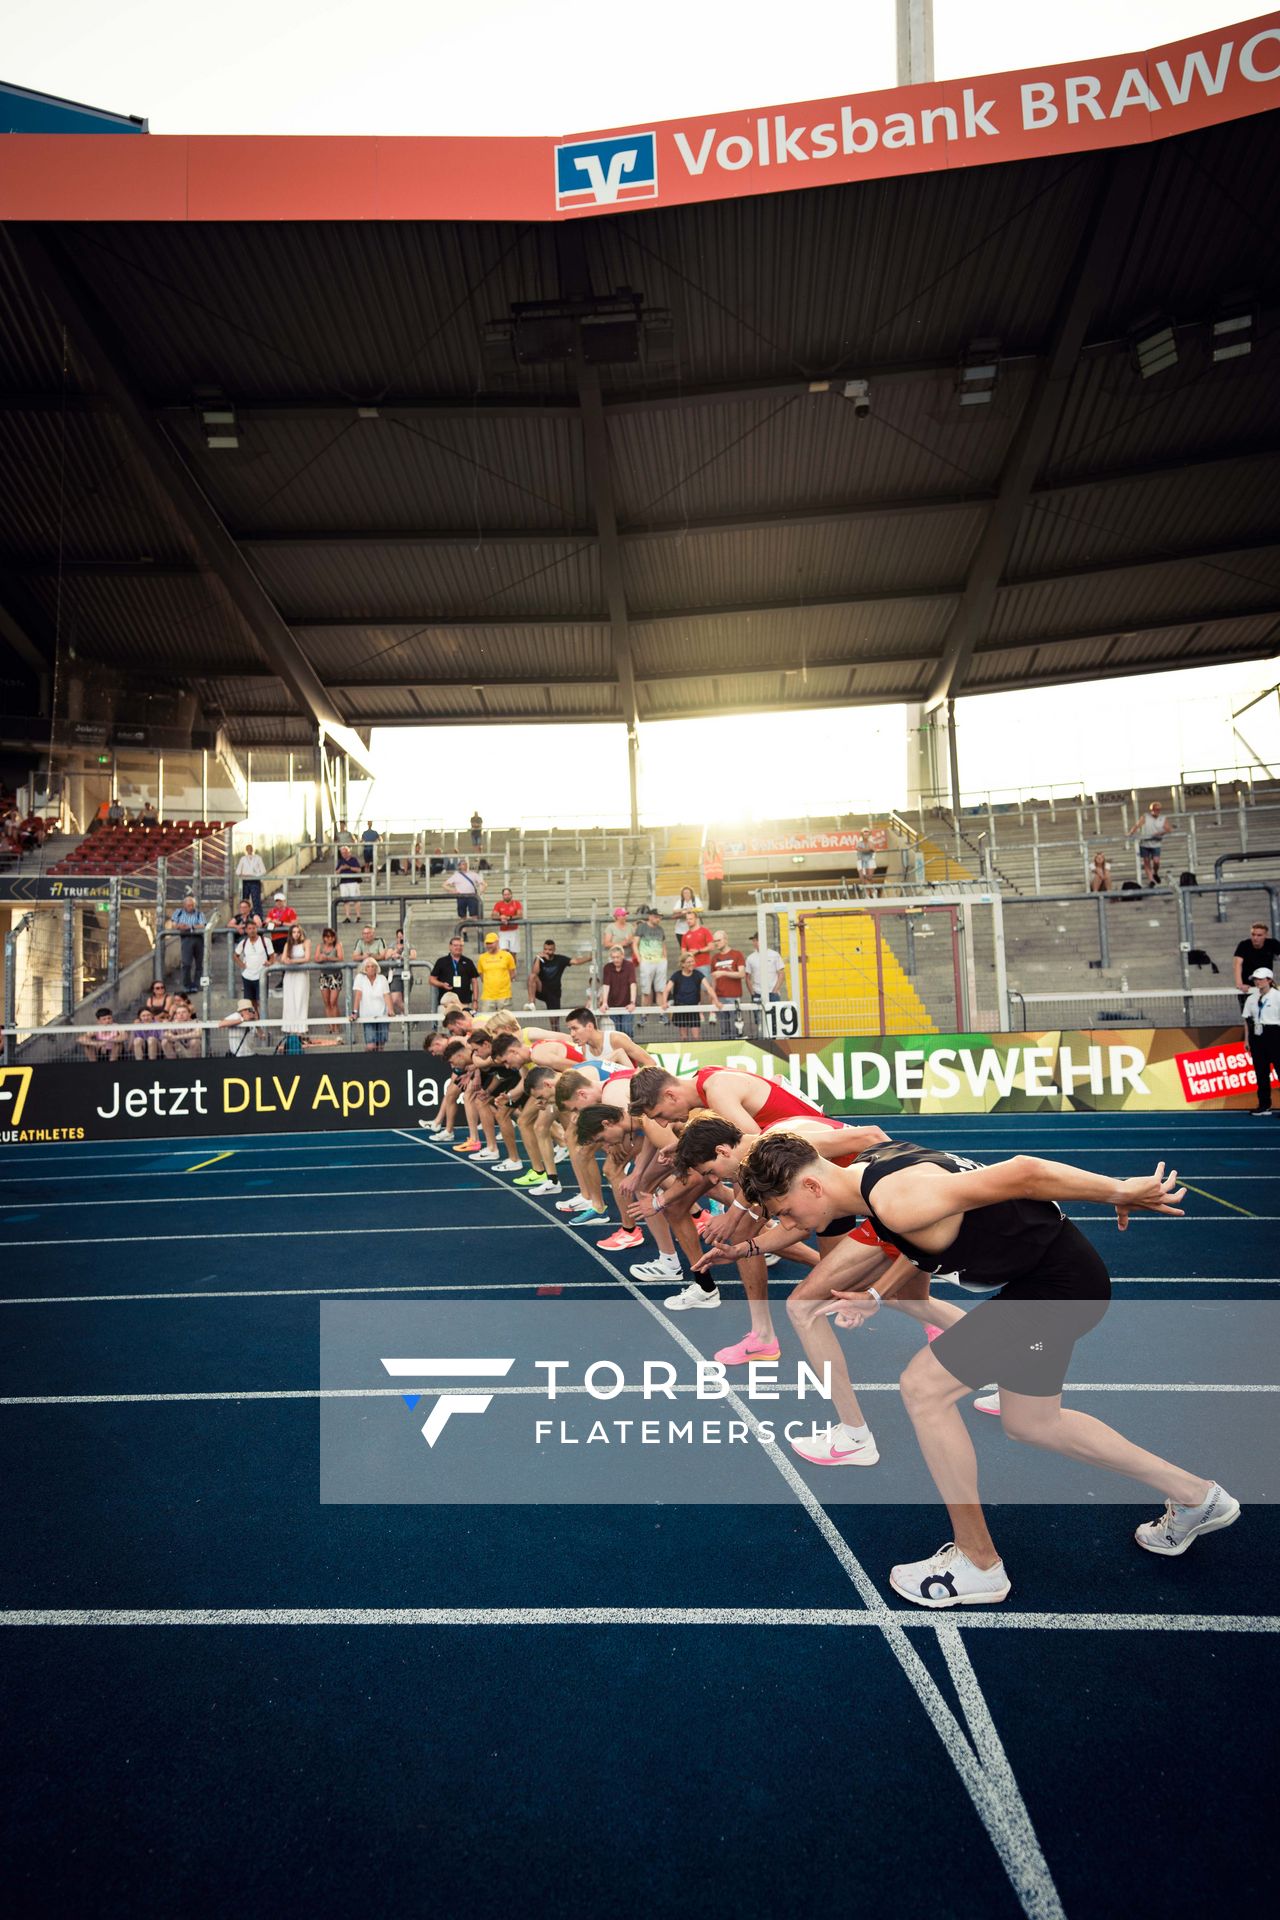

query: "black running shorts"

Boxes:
[926, 1221, 1111, 1396]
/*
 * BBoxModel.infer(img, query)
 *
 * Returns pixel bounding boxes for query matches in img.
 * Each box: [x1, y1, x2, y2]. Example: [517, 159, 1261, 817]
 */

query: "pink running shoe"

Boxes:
[598, 1227, 644, 1251]
[714, 1330, 782, 1366]
[788, 1425, 880, 1467]
[453, 1139, 483, 1153]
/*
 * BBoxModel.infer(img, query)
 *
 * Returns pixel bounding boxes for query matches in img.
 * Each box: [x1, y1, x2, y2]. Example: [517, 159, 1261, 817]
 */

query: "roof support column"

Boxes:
[925, 147, 1154, 710]
[577, 360, 640, 831]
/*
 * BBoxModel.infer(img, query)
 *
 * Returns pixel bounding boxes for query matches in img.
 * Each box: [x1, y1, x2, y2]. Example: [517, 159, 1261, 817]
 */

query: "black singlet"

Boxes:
[855, 1141, 1070, 1295]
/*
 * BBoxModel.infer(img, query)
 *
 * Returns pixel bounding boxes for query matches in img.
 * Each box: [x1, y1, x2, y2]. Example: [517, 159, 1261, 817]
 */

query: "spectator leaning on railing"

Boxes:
[353, 957, 393, 1052]
[662, 948, 719, 1031]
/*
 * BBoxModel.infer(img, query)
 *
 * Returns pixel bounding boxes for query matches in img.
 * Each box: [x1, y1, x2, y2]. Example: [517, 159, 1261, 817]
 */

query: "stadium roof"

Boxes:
[0, 14, 1278, 784]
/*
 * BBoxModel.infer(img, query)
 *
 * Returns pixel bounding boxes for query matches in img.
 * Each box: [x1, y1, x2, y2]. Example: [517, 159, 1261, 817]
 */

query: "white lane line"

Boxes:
[0, 1185, 503, 1211]
[4, 1277, 1275, 1307]
[0, 1158, 452, 1185]
[396, 1128, 1067, 1920]
[0, 1607, 1273, 1631]
[2, 1381, 1273, 1407]
[0, 1223, 550, 1249]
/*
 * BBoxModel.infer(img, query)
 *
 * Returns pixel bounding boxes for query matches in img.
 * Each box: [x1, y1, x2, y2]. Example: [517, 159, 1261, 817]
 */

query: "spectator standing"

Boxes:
[1242, 966, 1280, 1115]
[1233, 922, 1280, 1008]
[680, 909, 714, 977]
[854, 831, 879, 891]
[315, 927, 345, 1026]
[360, 821, 380, 872]
[476, 932, 516, 1013]
[266, 891, 297, 958]
[599, 944, 638, 1036]
[279, 924, 312, 1041]
[235, 922, 271, 1009]
[106, 796, 125, 827]
[430, 935, 480, 1010]
[1089, 851, 1113, 893]
[139, 801, 159, 829]
[662, 950, 719, 1033]
[527, 938, 591, 1014]
[353, 925, 384, 965]
[235, 843, 266, 918]
[168, 891, 207, 990]
[470, 810, 484, 851]
[672, 886, 700, 937]
[229, 898, 263, 937]
[443, 856, 483, 922]
[1127, 799, 1172, 887]
[492, 886, 523, 953]
[709, 929, 747, 1038]
[353, 958, 393, 1052]
[603, 905, 634, 961]
[335, 844, 363, 923]
[381, 928, 417, 1016]
[635, 910, 669, 1010]
[746, 932, 786, 1005]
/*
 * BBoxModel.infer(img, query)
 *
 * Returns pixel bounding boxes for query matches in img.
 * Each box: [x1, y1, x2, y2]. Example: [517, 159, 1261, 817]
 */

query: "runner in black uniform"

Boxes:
[738, 1133, 1240, 1608]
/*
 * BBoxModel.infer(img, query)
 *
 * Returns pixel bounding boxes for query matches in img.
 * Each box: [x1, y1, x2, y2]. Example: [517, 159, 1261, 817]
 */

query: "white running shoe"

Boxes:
[1135, 1482, 1241, 1556]
[473, 1148, 501, 1161]
[972, 1388, 1001, 1416]
[555, 1194, 593, 1213]
[426, 1128, 453, 1141]
[493, 1158, 522, 1172]
[553, 1144, 570, 1162]
[530, 1180, 562, 1196]
[663, 1280, 721, 1310]
[890, 1543, 1011, 1609]
[789, 1424, 880, 1467]
[630, 1256, 682, 1282]
[763, 1254, 779, 1268]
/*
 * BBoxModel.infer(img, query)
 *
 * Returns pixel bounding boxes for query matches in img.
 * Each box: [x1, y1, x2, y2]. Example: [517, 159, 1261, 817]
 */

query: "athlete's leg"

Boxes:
[996, 1391, 1211, 1506]
[733, 1252, 775, 1340]
[661, 1169, 714, 1276]
[517, 1102, 549, 1175]
[496, 1101, 519, 1163]
[898, 1346, 998, 1567]
[786, 1236, 896, 1428]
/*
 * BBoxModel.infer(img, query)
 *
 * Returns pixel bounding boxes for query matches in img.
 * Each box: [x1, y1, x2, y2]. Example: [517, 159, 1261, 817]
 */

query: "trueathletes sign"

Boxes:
[4, 13, 1278, 222]
[0, 1026, 1265, 1145]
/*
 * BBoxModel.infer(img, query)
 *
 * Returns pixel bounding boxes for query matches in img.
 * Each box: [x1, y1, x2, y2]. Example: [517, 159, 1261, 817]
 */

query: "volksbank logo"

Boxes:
[555, 132, 658, 210]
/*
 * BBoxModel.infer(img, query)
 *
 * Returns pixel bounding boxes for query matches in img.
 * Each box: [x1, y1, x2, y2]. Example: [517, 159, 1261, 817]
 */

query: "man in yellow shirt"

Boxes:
[476, 931, 517, 1013]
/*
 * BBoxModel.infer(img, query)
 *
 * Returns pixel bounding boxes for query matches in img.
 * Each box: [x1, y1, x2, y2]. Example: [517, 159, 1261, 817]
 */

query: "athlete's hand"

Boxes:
[698, 1208, 742, 1248]
[654, 1147, 675, 1169]
[693, 1242, 752, 1272]
[630, 1191, 660, 1220]
[618, 1174, 637, 1202]
[829, 1287, 882, 1327]
[1113, 1162, 1186, 1231]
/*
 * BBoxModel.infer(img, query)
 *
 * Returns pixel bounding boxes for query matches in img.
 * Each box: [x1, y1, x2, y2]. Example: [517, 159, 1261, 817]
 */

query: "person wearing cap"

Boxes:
[602, 904, 635, 965]
[167, 891, 208, 990]
[475, 930, 517, 1013]
[1242, 966, 1280, 1115]
[265, 891, 297, 958]
[219, 1001, 261, 1058]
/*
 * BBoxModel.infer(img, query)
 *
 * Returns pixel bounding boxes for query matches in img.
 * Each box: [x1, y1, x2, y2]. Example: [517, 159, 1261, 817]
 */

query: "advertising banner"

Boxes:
[3, 13, 1277, 222]
[0, 1026, 1271, 1148]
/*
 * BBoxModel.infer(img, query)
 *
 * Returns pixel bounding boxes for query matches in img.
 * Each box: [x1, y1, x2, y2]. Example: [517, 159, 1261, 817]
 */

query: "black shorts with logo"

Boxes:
[927, 1220, 1111, 1396]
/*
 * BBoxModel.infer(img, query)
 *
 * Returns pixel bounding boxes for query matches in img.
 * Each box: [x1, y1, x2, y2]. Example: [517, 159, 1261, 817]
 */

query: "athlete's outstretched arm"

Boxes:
[872, 1157, 1186, 1237]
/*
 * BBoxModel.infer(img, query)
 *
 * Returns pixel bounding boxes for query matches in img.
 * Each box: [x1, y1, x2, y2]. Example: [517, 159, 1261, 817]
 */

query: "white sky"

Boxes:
[8, 2, 1275, 823]
[3, 0, 1260, 134]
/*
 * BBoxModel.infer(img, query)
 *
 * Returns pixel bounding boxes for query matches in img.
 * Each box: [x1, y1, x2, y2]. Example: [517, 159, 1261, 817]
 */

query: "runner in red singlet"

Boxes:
[674, 1110, 976, 1464]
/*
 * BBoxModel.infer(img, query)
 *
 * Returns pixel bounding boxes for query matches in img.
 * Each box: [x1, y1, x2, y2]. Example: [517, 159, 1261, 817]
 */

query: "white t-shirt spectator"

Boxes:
[1137, 811, 1170, 844]
[236, 934, 269, 981]
[746, 947, 785, 998]
[236, 851, 266, 879]
[445, 867, 481, 899]
[354, 971, 393, 1022]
